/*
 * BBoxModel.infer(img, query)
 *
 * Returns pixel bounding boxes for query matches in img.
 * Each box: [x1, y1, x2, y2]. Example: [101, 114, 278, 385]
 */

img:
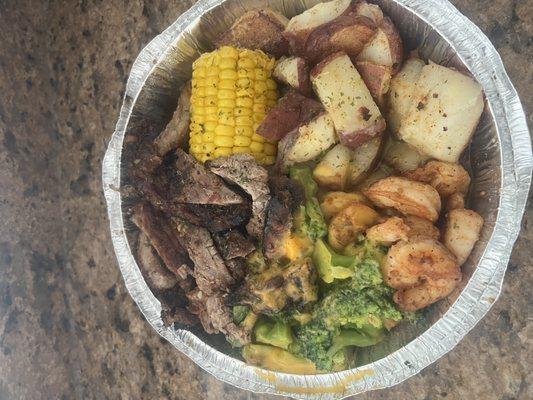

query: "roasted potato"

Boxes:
[277, 113, 337, 167]
[348, 135, 383, 186]
[155, 81, 191, 156]
[328, 203, 380, 250]
[355, 61, 392, 109]
[353, 0, 384, 25]
[382, 136, 429, 173]
[443, 208, 484, 265]
[398, 63, 485, 163]
[311, 52, 386, 149]
[404, 160, 471, 197]
[445, 192, 466, 211]
[387, 57, 425, 135]
[356, 17, 403, 73]
[284, 0, 353, 56]
[303, 15, 377, 65]
[217, 9, 289, 58]
[257, 91, 323, 142]
[273, 56, 312, 96]
[364, 176, 441, 222]
[320, 191, 369, 219]
[313, 144, 352, 190]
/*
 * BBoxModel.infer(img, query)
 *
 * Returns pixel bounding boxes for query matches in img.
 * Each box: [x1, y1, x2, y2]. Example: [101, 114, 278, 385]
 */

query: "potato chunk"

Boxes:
[313, 144, 352, 190]
[328, 203, 380, 250]
[443, 209, 484, 265]
[398, 63, 484, 162]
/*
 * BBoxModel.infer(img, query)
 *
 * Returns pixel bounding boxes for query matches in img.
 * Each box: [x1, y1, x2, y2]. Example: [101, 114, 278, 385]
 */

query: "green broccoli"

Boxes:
[232, 305, 250, 325]
[289, 166, 327, 240]
[254, 317, 294, 350]
[313, 238, 356, 283]
[290, 250, 403, 371]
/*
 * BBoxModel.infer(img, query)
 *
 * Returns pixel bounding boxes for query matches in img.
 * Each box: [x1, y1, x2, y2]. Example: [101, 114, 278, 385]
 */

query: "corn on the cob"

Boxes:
[189, 46, 279, 165]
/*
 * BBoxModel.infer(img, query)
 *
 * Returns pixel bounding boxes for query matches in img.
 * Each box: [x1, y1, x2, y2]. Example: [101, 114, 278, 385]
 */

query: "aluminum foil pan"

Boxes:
[102, 0, 532, 398]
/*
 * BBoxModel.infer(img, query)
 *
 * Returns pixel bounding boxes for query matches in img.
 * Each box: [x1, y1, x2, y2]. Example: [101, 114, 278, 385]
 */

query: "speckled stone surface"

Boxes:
[0, 1, 531, 399]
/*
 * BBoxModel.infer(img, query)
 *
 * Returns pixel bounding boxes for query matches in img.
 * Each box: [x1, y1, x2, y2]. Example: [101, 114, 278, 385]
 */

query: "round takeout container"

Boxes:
[102, 0, 532, 398]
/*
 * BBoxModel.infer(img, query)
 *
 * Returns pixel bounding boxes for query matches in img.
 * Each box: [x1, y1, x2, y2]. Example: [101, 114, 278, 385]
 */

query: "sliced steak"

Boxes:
[225, 258, 247, 282]
[154, 82, 191, 156]
[131, 202, 193, 278]
[136, 232, 178, 291]
[172, 216, 235, 295]
[159, 285, 199, 327]
[212, 229, 255, 260]
[206, 294, 251, 345]
[263, 175, 305, 260]
[208, 155, 271, 239]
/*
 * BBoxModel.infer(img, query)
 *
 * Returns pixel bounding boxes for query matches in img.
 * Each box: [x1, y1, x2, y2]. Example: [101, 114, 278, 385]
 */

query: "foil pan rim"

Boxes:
[102, 0, 532, 398]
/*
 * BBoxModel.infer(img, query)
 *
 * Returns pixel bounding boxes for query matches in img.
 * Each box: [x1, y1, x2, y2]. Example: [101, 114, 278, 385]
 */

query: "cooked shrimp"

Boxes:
[443, 208, 484, 265]
[320, 191, 369, 220]
[382, 238, 461, 311]
[404, 161, 471, 197]
[328, 203, 380, 250]
[366, 217, 410, 246]
[403, 215, 440, 240]
[364, 177, 441, 222]
[444, 192, 466, 211]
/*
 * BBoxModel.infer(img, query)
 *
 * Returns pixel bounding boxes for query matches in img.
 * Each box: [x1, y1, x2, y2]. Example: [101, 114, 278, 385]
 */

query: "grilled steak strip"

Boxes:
[212, 229, 255, 260]
[131, 202, 193, 279]
[207, 155, 271, 239]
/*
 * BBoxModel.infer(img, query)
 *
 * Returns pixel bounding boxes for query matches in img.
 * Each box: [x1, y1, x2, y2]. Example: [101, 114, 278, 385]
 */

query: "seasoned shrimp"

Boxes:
[320, 191, 369, 220]
[364, 177, 441, 222]
[404, 161, 471, 197]
[403, 215, 440, 240]
[382, 238, 461, 311]
[443, 208, 484, 265]
[444, 192, 466, 211]
[366, 217, 410, 246]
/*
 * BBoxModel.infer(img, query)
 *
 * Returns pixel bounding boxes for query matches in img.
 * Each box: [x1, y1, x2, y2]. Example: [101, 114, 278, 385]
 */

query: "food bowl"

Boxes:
[102, 0, 532, 398]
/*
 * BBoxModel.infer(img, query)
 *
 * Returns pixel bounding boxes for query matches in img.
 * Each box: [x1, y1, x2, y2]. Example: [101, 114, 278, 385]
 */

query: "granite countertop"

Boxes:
[0, 0, 531, 399]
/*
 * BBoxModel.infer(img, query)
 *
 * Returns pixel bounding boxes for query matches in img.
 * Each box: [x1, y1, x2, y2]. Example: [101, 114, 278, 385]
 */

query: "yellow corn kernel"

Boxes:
[219, 58, 237, 70]
[253, 123, 260, 132]
[192, 114, 205, 124]
[206, 66, 219, 77]
[263, 155, 276, 165]
[254, 81, 268, 94]
[267, 90, 278, 100]
[255, 68, 267, 81]
[266, 79, 277, 90]
[252, 153, 264, 163]
[250, 141, 264, 153]
[205, 106, 218, 115]
[237, 78, 252, 88]
[237, 88, 255, 98]
[215, 125, 234, 137]
[191, 96, 204, 106]
[233, 146, 249, 154]
[205, 86, 218, 97]
[234, 136, 252, 147]
[218, 89, 236, 100]
[206, 76, 218, 87]
[252, 133, 266, 143]
[214, 136, 234, 147]
[204, 122, 217, 132]
[253, 113, 266, 123]
[190, 143, 203, 153]
[205, 96, 217, 106]
[214, 147, 233, 157]
[236, 97, 253, 108]
[254, 95, 266, 105]
[264, 143, 277, 156]
[236, 126, 254, 137]
[190, 134, 203, 145]
[218, 98, 236, 108]
[220, 69, 238, 80]
[219, 46, 239, 59]
[236, 116, 254, 127]
[205, 113, 218, 123]
[203, 143, 215, 154]
[253, 103, 267, 114]
[267, 99, 277, 108]
[235, 107, 252, 116]
[193, 66, 206, 79]
[219, 79, 236, 90]
[190, 122, 202, 132]
[203, 131, 215, 142]
[238, 58, 256, 69]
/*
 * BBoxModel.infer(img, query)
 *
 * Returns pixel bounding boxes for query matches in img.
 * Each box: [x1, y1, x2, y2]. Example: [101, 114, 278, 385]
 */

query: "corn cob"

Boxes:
[189, 46, 279, 165]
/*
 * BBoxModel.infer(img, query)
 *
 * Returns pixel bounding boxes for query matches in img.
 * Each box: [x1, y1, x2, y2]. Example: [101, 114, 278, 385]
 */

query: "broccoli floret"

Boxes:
[254, 317, 294, 350]
[313, 238, 356, 283]
[232, 305, 250, 325]
[289, 166, 327, 240]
